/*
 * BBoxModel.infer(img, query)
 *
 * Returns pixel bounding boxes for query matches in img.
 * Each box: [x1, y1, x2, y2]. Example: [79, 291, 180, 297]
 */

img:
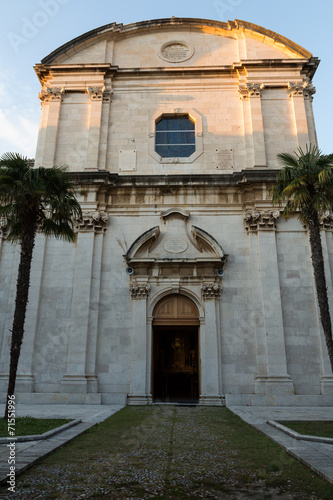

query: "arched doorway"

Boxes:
[152, 294, 200, 403]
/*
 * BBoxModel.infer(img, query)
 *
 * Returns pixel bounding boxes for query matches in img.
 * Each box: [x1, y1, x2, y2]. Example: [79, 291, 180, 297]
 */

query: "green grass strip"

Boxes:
[0, 416, 72, 437]
[279, 420, 333, 439]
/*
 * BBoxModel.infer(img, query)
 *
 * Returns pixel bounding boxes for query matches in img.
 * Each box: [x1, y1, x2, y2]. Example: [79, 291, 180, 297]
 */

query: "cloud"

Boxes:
[0, 108, 39, 158]
[0, 64, 40, 158]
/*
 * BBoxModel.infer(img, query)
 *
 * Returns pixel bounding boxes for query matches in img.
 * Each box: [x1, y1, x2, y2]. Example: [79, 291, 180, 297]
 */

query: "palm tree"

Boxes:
[271, 144, 333, 372]
[0, 153, 82, 419]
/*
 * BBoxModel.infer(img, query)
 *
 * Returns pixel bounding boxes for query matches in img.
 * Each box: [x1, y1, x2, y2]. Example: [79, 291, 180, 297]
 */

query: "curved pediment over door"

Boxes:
[125, 209, 228, 283]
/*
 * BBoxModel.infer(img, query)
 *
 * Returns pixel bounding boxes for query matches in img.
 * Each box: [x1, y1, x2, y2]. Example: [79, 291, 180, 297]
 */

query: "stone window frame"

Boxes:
[149, 108, 203, 164]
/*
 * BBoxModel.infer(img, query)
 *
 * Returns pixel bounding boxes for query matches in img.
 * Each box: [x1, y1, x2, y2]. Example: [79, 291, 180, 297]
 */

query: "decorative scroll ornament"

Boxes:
[38, 87, 64, 103]
[288, 82, 316, 99]
[75, 211, 108, 233]
[130, 284, 150, 299]
[202, 284, 222, 299]
[244, 210, 280, 232]
[319, 211, 333, 230]
[239, 83, 265, 99]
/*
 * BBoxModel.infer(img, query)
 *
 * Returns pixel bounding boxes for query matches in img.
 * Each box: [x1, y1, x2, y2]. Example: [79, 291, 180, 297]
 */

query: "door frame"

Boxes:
[151, 294, 200, 402]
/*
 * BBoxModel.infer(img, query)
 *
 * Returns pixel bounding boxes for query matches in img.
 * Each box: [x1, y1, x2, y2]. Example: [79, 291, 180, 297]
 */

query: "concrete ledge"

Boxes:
[268, 420, 333, 444]
[1, 393, 102, 405]
[225, 394, 333, 407]
[0, 419, 81, 443]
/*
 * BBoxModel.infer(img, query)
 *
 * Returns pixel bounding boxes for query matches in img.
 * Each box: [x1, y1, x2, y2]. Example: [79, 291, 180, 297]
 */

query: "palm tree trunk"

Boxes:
[308, 212, 333, 373]
[4, 225, 36, 420]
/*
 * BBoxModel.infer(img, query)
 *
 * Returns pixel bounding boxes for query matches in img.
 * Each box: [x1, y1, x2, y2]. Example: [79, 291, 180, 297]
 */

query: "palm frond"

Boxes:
[277, 152, 300, 169]
[318, 166, 333, 185]
[272, 144, 333, 222]
[0, 153, 81, 243]
[40, 219, 76, 242]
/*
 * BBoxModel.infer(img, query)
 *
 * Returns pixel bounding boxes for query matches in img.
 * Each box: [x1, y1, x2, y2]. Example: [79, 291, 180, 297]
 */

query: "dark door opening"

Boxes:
[153, 326, 199, 403]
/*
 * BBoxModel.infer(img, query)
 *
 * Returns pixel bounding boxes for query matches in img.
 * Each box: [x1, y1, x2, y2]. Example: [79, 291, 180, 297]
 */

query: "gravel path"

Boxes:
[0, 406, 329, 499]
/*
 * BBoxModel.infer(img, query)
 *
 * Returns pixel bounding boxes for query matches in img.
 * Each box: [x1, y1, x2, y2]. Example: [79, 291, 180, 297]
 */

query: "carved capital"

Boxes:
[202, 283, 222, 299]
[86, 86, 104, 100]
[86, 86, 112, 102]
[38, 87, 64, 103]
[247, 83, 265, 96]
[239, 83, 264, 99]
[320, 211, 333, 231]
[238, 86, 248, 100]
[102, 89, 113, 102]
[303, 83, 316, 100]
[244, 210, 280, 232]
[130, 284, 150, 299]
[75, 211, 108, 233]
[288, 82, 316, 99]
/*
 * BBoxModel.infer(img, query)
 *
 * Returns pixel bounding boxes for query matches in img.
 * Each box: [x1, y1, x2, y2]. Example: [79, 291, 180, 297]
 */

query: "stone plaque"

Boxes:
[164, 238, 188, 254]
[159, 41, 194, 63]
[215, 149, 234, 170]
[119, 150, 136, 171]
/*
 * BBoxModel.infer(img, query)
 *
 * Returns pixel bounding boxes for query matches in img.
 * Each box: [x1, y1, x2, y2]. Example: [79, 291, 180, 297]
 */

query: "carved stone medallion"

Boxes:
[164, 238, 188, 254]
[158, 41, 194, 63]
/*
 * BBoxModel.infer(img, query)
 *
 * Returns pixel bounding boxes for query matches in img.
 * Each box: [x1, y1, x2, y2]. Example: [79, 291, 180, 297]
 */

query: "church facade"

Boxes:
[1, 18, 332, 406]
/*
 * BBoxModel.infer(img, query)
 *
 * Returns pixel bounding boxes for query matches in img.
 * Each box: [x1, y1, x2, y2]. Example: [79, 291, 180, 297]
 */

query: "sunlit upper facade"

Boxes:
[34, 17, 318, 174]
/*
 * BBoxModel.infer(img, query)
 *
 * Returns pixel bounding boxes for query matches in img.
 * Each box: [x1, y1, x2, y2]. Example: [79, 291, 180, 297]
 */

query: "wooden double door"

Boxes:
[152, 295, 200, 403]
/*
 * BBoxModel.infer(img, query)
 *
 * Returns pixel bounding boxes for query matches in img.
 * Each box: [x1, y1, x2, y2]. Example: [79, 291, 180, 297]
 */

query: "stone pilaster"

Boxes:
[315, 228, 333, 394]
[35, 87, 64, 168]
[303, 82, 317, 146]
[245, 211, 294, 395]
[61, 214, 108, 394]
[239, 86, 255, 169]
[199, 286, 224, 405]
[247, 230, 268, 386]
[239, 83, 266, 167]
[127, 282, 151, 405]
[15, 234, 47, 392]
[85, 231, 104, 393]
[0, 243, 20, 391]
[99, 86, 112, 170]
[288, 81, 315, 149]
[85, 86, 112, 171]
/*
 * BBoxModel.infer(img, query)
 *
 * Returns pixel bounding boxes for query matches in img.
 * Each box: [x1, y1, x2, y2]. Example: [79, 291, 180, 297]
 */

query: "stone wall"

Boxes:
[0, 18, 328, 406]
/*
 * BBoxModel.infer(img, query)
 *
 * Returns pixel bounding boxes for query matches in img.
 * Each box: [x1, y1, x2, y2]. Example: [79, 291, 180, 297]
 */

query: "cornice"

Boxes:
[40, 17, 313, 66]
[70, 170, 278, 187]
[34, 63, 117, 84]
[36, 61, 318, 87]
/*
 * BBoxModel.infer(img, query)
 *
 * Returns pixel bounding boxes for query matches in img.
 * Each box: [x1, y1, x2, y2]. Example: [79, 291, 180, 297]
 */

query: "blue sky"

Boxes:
[0, 0, 332, 157]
